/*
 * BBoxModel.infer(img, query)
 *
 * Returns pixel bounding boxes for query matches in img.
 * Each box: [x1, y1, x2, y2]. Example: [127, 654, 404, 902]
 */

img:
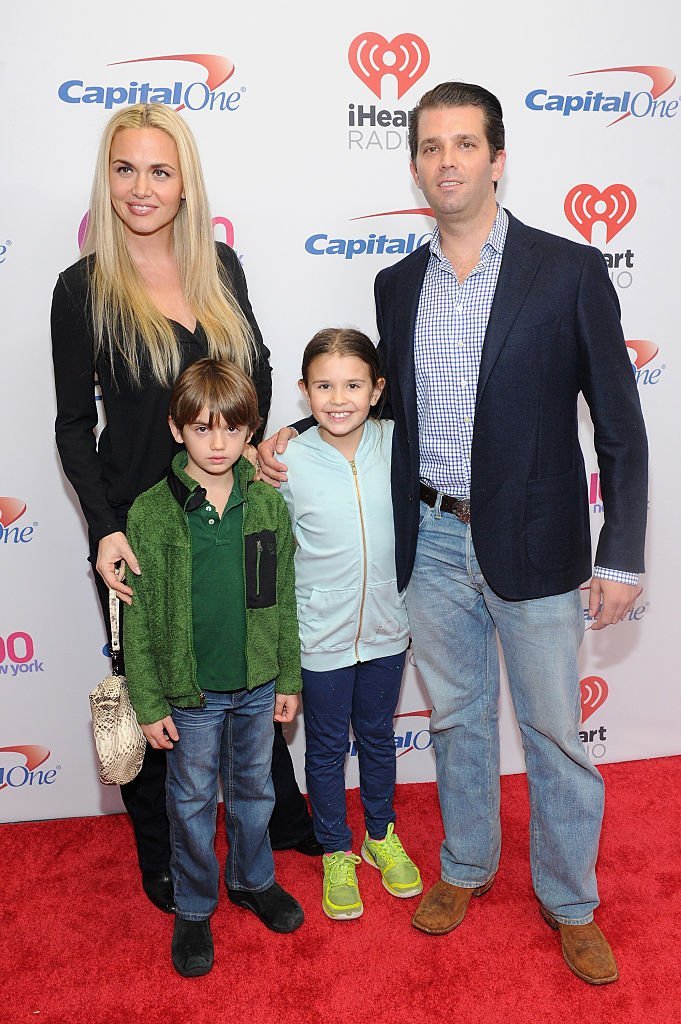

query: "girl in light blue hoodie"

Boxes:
[279, 328, 421, 921]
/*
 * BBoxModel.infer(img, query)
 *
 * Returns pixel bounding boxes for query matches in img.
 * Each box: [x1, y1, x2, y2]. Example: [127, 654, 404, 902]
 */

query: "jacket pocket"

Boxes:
[362, 581, 409, 644]
[245, 530, 277, 608]
[297, 587, 357, 652]
[526, 469, 585, 572]
[527, 316, 560, 341]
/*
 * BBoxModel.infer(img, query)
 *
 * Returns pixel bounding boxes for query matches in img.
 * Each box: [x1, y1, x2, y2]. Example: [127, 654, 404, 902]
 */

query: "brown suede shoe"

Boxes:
[540, 905, 619, 985]
[412, 877, 495, 934]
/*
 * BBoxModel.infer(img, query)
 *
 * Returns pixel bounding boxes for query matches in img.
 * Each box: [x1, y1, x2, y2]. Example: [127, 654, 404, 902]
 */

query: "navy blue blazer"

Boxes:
[375, 211, 648, 599]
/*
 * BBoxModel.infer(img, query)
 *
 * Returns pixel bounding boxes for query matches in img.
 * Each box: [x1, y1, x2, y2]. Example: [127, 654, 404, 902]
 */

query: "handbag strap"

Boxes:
[108, 586, 124, 676]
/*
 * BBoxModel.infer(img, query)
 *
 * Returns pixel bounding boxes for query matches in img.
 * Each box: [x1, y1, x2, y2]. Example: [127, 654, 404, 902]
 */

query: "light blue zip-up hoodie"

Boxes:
[279, 419, 409, 671]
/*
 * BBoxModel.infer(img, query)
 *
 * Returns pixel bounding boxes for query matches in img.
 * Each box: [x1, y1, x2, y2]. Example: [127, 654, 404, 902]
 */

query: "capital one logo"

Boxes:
[0, 496, 35, 544]
[111, 54, 234, 112]
[0, 496, 26, 528]
[564, 184, 637, 243]
[305, 207, 433, 260]
[0, 745, 52, 791]
[58, 53, 240, 113]
[393, 709, 433, 757]
[348, 32, 429, 99]
[525, 65, 678, 126]
[627, 339, 659, 369]
[580, 676, 608, 722]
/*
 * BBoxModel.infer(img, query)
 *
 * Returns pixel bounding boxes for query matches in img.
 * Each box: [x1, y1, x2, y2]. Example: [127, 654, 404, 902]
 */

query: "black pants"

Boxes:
[89, 539, 312, 871]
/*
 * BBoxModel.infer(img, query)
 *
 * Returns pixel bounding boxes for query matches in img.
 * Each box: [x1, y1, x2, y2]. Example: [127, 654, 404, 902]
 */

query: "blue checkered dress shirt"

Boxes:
[413, 205, 637, 586]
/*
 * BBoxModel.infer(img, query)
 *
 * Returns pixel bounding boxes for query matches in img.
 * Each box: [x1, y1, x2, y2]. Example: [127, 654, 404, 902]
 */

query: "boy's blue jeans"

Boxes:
[166, 682, 277, 921]
[302, 653, 406, 853]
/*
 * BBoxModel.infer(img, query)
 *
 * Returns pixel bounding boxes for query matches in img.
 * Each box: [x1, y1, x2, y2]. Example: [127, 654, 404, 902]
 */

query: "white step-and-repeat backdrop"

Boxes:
[1, 1, 678, 821]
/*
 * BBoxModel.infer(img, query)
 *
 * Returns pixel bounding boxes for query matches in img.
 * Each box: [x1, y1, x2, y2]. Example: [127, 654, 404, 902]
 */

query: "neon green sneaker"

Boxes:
[322, 852, 363, 920]
[361, 823, 422, 898]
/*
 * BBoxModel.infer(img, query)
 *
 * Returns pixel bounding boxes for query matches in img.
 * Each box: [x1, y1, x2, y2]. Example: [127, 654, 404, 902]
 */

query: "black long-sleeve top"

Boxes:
[51, 242, 272, 543]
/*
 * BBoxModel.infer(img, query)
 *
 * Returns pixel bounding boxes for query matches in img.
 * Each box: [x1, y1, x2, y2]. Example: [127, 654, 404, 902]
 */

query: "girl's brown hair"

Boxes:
[301, 328, 383, 408]
[169, 359, 260, 433]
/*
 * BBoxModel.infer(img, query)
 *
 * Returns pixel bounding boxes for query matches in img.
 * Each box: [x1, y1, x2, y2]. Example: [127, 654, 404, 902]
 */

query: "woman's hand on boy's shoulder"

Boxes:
[274, 692, 298, 723]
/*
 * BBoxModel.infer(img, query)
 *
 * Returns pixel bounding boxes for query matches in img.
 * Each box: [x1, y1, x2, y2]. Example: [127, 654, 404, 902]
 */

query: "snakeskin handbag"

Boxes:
[89, 589, 146, 785]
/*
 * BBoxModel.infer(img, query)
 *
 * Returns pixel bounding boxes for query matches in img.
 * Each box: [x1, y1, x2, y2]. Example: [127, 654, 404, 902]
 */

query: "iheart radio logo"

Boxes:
[580, 676, 609, 723]
[564, 184, 637, 243]
[0, 496, 27, 528]
[348, 32, 430, 99]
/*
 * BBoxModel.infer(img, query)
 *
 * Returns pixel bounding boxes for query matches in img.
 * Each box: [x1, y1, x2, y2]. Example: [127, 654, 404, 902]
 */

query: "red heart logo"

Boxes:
[348, 32, 430, 100]
[580, 676, 609, 723]
[0, 497, 26, 528]
[564, 184, 637, 243]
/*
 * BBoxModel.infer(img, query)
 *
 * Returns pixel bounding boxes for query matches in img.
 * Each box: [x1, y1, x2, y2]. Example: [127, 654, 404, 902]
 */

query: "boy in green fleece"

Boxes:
[124, 358, 304, 978]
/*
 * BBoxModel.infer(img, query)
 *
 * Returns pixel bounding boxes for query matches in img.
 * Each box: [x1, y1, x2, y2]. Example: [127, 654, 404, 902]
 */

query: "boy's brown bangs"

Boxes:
[202, 383, 257, 430]
[169, 359, 260, 432]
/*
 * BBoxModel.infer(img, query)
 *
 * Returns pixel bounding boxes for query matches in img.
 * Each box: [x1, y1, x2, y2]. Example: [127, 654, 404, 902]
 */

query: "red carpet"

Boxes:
[2, 757, 680, 1024]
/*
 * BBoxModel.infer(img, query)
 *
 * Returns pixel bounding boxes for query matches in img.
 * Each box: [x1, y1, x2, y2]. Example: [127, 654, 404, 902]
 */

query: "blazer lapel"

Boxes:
[476, 213, 542, 409]
[394, 247, 429, 438]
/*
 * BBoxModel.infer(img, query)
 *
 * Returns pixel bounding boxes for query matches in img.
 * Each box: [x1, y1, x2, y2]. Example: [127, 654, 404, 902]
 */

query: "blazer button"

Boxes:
[408, 495, 412, 503]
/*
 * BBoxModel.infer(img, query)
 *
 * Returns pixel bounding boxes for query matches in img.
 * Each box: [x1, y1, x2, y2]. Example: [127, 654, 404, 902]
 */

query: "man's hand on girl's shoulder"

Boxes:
[256, 427, 298, 486]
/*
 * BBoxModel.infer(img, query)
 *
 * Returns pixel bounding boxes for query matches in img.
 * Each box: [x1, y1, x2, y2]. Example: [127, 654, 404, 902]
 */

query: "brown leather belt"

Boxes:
[419, 482, 471, 524]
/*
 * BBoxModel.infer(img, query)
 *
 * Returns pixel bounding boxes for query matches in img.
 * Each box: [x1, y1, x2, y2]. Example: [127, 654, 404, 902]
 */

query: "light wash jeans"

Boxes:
[406, 501, 604, 925]
[166, 682, 276, 921]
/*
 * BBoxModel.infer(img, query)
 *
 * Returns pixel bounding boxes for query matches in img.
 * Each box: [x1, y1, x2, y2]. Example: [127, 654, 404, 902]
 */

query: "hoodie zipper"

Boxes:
[350, 460, 367, 661]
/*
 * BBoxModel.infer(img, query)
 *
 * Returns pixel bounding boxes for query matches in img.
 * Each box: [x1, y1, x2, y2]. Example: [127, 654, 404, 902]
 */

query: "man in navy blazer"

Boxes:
[377, 82, 646, 985]
[258, 82, 647, 985]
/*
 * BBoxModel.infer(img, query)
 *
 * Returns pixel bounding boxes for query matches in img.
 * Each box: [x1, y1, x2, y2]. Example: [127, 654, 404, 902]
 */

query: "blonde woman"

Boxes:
[51, 104, 317, 915]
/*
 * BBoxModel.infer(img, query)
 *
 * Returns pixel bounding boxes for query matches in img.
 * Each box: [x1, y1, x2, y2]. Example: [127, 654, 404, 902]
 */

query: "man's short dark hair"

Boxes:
[408, 82, 505, 163]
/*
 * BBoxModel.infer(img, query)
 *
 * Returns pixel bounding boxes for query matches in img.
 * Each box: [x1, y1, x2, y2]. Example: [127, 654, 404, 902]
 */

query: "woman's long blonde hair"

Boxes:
[82, 103, 254, 386]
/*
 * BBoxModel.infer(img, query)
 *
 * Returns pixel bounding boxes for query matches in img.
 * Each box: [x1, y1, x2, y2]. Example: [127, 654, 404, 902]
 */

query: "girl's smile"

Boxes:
[299, 353, 384, 460]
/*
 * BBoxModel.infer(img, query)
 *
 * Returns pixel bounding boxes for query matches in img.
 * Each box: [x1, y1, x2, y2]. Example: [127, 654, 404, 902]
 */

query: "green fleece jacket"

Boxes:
[124, 452, 302, 724]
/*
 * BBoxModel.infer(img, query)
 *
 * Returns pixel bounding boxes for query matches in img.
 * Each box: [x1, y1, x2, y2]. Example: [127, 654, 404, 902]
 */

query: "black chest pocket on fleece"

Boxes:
[245, 530, 277, 608]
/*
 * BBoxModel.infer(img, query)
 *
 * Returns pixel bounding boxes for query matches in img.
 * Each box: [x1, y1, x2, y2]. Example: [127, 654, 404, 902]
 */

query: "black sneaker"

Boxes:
[227, 882, 304, 933]
[171, 918, 214, 977]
